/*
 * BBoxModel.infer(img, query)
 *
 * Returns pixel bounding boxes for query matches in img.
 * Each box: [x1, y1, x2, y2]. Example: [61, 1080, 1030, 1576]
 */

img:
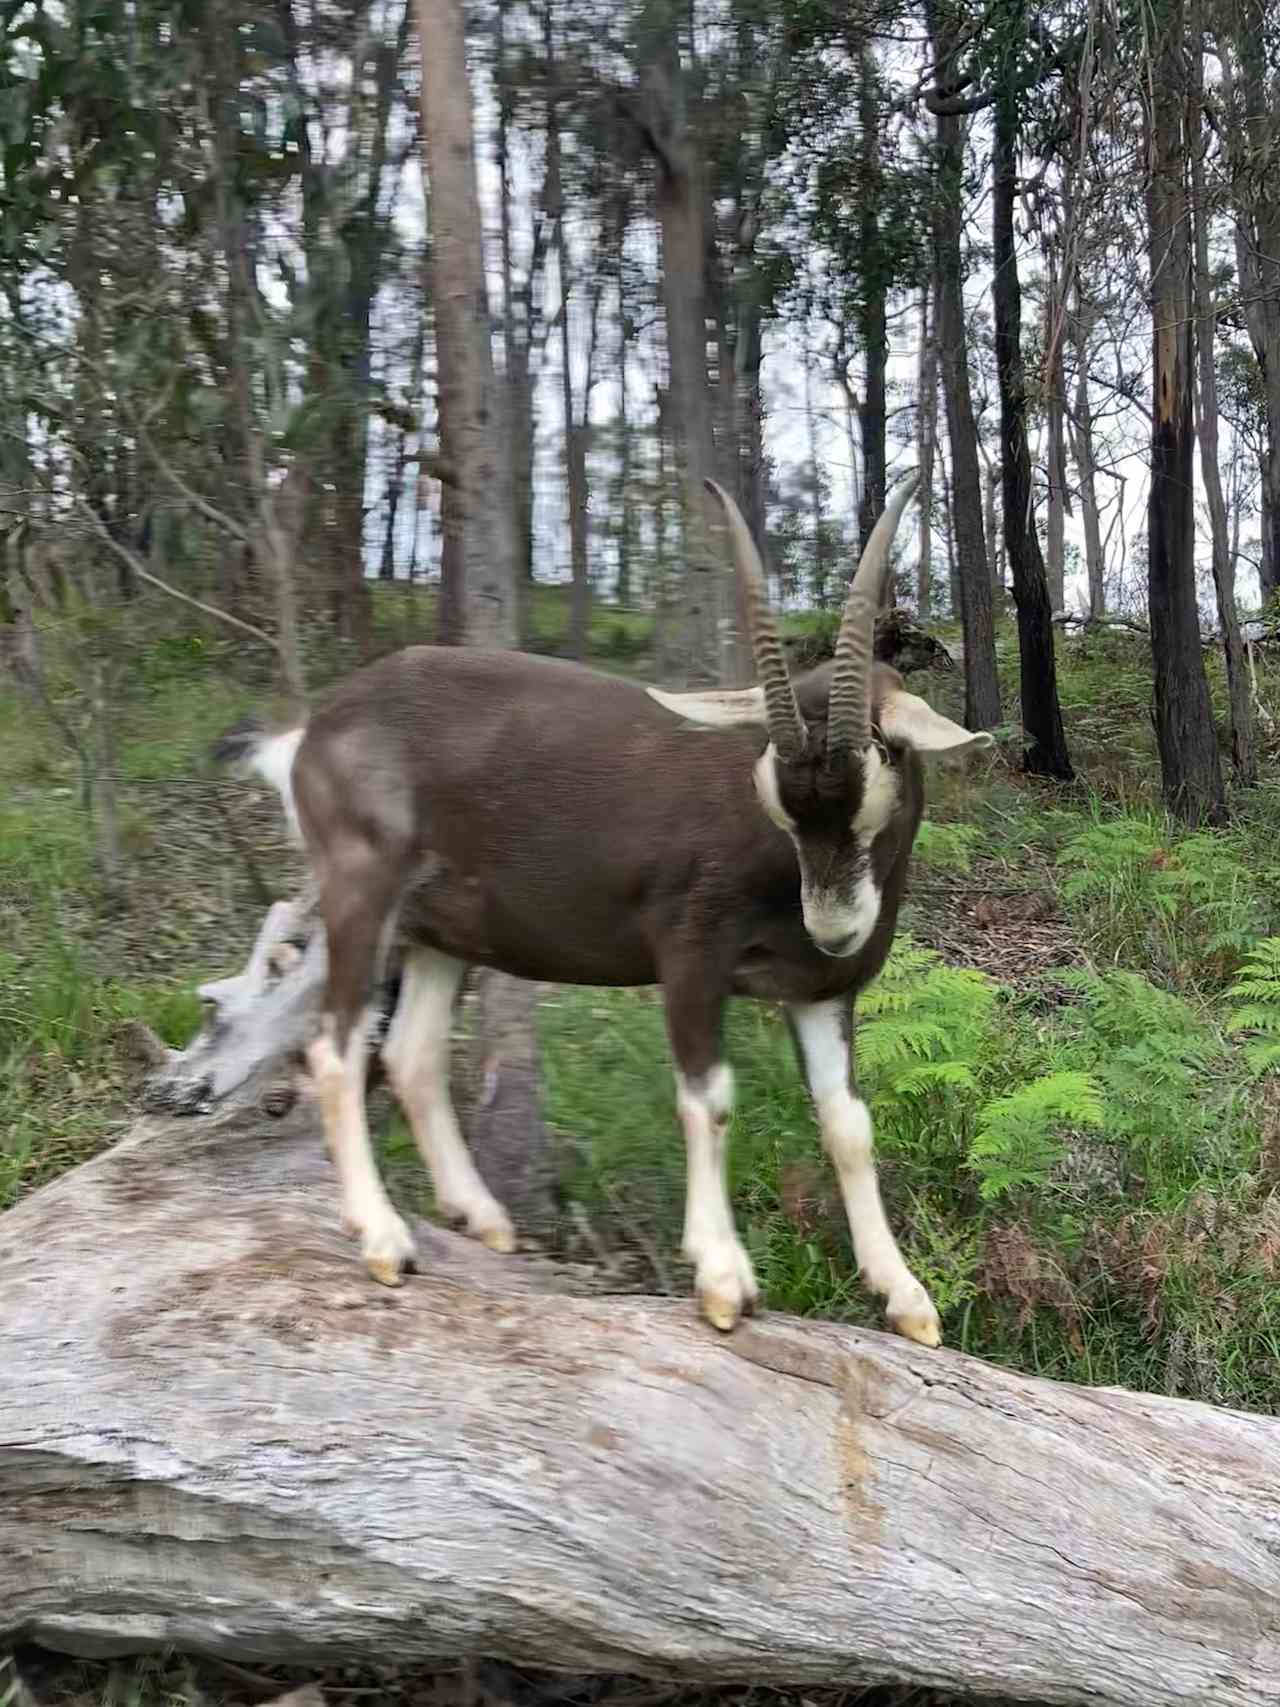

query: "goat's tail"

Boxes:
[212, 716, 306, 845]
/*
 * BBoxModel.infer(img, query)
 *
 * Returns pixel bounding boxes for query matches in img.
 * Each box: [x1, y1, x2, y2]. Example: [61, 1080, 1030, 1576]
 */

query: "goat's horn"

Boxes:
[704, 478, 807, 762]
[826, 470, 921, 765]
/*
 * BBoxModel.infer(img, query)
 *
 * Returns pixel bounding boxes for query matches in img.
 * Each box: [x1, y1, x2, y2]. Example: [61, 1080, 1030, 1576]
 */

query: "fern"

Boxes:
[1227, 937, 1280, 1075]
[855, 938, 996, 1146]
[970, 1071, 1105, 1200]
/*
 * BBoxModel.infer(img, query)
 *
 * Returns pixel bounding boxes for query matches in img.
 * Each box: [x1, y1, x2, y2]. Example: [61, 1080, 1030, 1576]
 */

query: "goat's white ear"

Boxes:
[877, 688, 994, 755]
[646, 685, 768, 729]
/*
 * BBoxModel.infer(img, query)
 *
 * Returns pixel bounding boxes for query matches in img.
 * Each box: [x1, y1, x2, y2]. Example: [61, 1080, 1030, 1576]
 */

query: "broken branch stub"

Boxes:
[143, 886, 324, 1114]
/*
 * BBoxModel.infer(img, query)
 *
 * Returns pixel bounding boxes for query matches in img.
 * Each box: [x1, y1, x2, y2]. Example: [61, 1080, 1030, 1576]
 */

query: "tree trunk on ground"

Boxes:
[992, 68, 1073, 781]
[924, 0, 1001, 730]
[1145, 0, 1227, 826]
[916, 285, 937, 617]
[1191, 12, 1254, 786]
[415, 0, 556, 1230]
[7, 1029, 1280, 1702]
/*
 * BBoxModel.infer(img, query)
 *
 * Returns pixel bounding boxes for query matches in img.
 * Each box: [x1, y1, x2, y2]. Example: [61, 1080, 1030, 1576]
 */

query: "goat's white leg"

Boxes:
[308, 1010, 416, 1287]
[788, 997, 941, 1348]
[676, 1064, 758, 1332]
[381, 947, 516, 1253]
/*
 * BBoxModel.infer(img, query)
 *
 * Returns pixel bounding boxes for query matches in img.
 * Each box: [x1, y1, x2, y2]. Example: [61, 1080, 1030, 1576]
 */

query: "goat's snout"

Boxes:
[813, 930, 857, 958]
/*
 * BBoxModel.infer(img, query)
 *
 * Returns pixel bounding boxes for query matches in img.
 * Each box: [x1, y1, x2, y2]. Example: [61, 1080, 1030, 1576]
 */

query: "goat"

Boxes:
[216, 473, 991, 1345]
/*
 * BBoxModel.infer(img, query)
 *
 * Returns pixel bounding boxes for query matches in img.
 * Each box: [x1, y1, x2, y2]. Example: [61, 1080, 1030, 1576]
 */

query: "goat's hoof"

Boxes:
[693, 1244, 759, 1333]
[886, 1287, 942, 1348]
[442, 1199, 517, 1253]
[478, 1219, 517, 1254]
[358, 1211, 417, 1288]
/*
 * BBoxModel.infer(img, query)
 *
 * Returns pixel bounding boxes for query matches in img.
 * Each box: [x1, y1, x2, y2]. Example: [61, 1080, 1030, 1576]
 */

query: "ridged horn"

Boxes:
[704, 478, 807, 761]
[826, 470, 921, 765]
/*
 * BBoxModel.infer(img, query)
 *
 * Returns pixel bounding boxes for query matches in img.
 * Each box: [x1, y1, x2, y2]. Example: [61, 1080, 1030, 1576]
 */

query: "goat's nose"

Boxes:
[814, 931, 856, 958]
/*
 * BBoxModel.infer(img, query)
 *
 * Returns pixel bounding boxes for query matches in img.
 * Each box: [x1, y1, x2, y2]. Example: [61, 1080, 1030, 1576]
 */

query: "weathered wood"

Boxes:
[4, 1068, 1280, 1704]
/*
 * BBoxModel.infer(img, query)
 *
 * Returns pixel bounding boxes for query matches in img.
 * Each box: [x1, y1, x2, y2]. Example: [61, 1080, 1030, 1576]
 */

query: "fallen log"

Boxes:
[5, 930, 1280, 1705]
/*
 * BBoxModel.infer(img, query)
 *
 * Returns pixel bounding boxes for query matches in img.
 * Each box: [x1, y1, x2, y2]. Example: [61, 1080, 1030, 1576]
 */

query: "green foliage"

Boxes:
[1057, 813, 1278, 988]
[912, 818, 983, 874]
[970, 1072, 1104, 1200]
[1227, 937, 1280, 1075]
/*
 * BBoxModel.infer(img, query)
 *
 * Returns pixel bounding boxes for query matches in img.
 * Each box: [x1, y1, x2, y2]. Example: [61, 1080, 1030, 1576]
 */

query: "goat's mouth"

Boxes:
[811, 931, 858, 958]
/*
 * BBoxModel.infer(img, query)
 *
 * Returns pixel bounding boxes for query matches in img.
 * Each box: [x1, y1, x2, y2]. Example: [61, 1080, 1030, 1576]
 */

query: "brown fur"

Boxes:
[282, 645, 923, 1080]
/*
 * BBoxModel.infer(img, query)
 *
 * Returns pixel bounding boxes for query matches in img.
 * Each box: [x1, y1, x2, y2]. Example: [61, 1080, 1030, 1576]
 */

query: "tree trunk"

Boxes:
[924, 0, 1001, 731]
[637, 2, 721, 686]
[992, 62, 1073, 781]
[803, 349, 830, 608]
[613, 194, 635, 608]
[916, 285, 937, 618]
[1191, 12, 1254, 786]
[1067, 289, 1107, 620]
[8, 1070, 1280, 1704]
[1044, 267, 1067, 614]
[855, 48, 887, 555]
[545, 17, 590, 663]
[1145, 0, 1227, 825]
[416, 0, 517, 649]
[415, 0, 555, 1230]
[1218, 4, 1280, 603]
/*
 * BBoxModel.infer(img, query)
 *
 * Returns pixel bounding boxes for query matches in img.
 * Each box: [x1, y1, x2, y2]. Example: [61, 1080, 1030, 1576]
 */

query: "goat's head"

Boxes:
[648, 473, 992, 959]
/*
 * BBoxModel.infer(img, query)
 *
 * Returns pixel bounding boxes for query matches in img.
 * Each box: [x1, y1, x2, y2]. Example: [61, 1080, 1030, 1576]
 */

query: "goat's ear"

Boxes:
[877, 688, 994, 755]
[646, 685, 768, 729]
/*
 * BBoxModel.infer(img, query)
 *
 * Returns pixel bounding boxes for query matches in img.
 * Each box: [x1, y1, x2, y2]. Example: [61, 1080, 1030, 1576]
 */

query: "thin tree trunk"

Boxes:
[1067, 289, 1107, 620]
[917, 285, 937, 618]
[992, 64, 1073, 781]
[804, 348, 830, 607]
[613, 193, 634, 607]
[637, 1, 721, 686]
[1191, 9, 1254, 785]
[855, 46, 887, 554]
[1145, 0, 1227, 825]
[415, 0, 556, 1233]
[1044, 265, 1067, 614]
[1218, 9, 1280, 603]
[545, 20, 590, 661]
[925, 0, 1001, 730]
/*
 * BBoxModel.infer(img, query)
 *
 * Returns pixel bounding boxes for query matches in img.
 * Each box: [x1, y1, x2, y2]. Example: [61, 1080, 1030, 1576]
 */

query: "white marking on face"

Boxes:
[752, 744, 796, 832]
[853, 745, 898, 841]
[801, 868, 882, 957]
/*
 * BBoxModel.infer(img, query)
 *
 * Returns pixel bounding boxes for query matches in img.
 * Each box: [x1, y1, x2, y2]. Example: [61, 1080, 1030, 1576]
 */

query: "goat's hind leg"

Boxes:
[381, 946, 515, 1252]
[787, 996, 941, 1347]
[309, 863, 416, 1287]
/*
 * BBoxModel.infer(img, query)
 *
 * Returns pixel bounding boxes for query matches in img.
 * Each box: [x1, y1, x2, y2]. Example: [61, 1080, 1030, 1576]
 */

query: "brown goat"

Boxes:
[217, 475, 990, 1343]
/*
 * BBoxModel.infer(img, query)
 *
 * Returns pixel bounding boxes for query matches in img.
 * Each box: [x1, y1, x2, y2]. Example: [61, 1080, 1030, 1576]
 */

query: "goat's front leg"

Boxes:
[787, 997, 941, 1347]
[662, 976, 758, 1332]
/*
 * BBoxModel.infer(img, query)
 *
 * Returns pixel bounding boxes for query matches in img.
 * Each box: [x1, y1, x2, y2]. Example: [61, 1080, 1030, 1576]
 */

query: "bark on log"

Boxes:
[6, 1052, 1280, 1704]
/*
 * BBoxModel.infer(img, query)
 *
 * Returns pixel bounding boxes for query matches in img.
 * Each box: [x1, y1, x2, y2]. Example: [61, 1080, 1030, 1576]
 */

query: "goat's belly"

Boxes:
[397, 856, 657, 986]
